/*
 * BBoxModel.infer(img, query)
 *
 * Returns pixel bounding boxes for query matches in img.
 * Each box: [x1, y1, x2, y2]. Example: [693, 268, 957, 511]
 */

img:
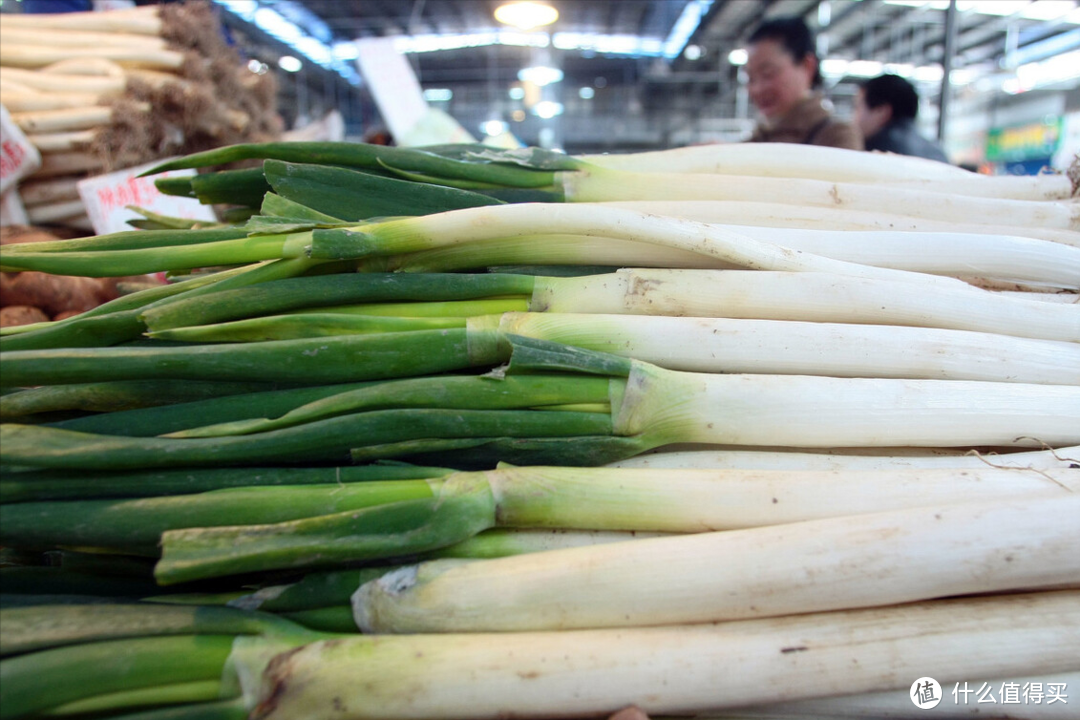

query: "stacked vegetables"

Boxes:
[0, 141, 1077, 719]
[0, 1, 280, 228]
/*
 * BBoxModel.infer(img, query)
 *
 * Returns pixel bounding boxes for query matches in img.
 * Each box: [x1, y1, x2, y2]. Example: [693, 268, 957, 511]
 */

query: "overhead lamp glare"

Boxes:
[495, 2, 559, 31]
[518, 65, 564, 86]
[278, 55, 303, 72]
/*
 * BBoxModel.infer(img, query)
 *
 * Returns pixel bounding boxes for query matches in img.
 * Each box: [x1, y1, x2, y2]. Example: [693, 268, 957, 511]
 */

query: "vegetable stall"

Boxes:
[0, 140, 1077, 719]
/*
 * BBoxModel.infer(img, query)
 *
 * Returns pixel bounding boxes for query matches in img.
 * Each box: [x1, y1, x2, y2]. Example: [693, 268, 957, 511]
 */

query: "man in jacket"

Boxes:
[854, 74, 949, 163]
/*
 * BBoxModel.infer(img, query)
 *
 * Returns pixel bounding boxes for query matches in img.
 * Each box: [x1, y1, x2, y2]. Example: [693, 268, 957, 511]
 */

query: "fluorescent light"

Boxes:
[847, 59, 884, 77]
[663, 0, 714, 59]
[578, 86, 595, 99]
[482, 120, 509, 136]
[553, 32, 664, 56]
[494, 2, 559, 31]
[518, 66, 563, 85]
[332, 41, 360, 60]
[213, 1, 361, 86]
[422, 88, 453, 102]
[391, 31, 679, 58]
[532, 100, 564, 119]
[883, 0, 1080, 23]
[820, 58, 848, 77]
[392, 32, 549, 53]
[913, 64, 944, 82]
[728, 48, 748, 65]
[1005, 47, 1080, 93]
[278, 55, 303, 72]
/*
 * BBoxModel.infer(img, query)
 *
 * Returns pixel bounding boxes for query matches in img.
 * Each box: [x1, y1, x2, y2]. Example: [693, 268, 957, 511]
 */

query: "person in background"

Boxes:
[854, 74, 949, 163]
[745, 16, 862, 150]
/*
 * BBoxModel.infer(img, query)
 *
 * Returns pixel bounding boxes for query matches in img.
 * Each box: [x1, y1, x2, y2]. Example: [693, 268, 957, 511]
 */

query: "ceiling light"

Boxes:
[422, 88, 453, 102]
[512, 110, 527, 122]
[278, 55, 303, 72]
[509, 87, 526, 100]
[727, 48, 748, 66]
[494, 2, 559, 31]
[518, 66, 564, 86]
[482, 120, 509, 136]
[532, 101, 564, 119]
[578, 86, 595, 99]
[684, 44, 703, 61]
[663, 0, 713, 59]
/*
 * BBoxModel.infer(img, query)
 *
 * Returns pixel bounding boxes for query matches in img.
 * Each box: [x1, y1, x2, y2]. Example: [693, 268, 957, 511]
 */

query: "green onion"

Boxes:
[0, 603, 295, 657]
[0, 634, 237, 719]
[607, 444, 1080, 471]
[139, 272, 535, 332]
[0, 380, 289, 422]
[3, 342, 1077, 473]
[351, 495, 1080, 633]
[245, 590, 1080, 719]
[0, 480, 445, 552]
[0, 328, 499, 389]
[0, 465, 451, 504]
[149, 464, 1074, 584]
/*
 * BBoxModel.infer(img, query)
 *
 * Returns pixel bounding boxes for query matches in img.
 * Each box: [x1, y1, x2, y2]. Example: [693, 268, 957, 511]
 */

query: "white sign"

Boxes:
[355, 38, 430, 142]
[77, 160, 216, 236]
[0, 104, 42, 196]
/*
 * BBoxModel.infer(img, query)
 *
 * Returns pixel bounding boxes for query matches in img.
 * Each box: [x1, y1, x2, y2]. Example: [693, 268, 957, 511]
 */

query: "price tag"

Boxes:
[0, 104, 43, 196]
[77, 159, 216, 236]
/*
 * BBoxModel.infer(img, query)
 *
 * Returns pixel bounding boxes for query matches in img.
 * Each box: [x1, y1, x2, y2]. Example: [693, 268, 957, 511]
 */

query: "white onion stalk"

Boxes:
[994, 291, 1079, 303]
[609, 445, 1080, 471]
[12, 103, 147, 134]
[562, 166, 1080, 231]
[26, 199, 88, 225]
[529, 269, 1080, 342]
[876, 174, 1073, 200]
[0, 45, 184, 71]
[707, 671, 1080, 719]
[583, 142, 973, 180]
[357, 204, 965, 289]
[0, 92, 103, 113]
[40, 58, 127, 78]
[610, 364, 1080, 449]
[599, 200, 1080, 247]
[0, 27, 168, 50]
[33, 151, 103, 179]
[0, 5, 162, 35]
[712, 227, 1080, 288]
[0, 68, 126, 95]
[352, 495, 1080, 633]
[27, 130, 96, 153]
[428, 528, 669, 559]
[373, 229, 1080, 288]
[17, 177, 81, 207]
[493, 312, 1080, 384]
[584, 146, 1071, 200]
[250, 591, 1080, 719]
[480, 465, 1078, 533]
